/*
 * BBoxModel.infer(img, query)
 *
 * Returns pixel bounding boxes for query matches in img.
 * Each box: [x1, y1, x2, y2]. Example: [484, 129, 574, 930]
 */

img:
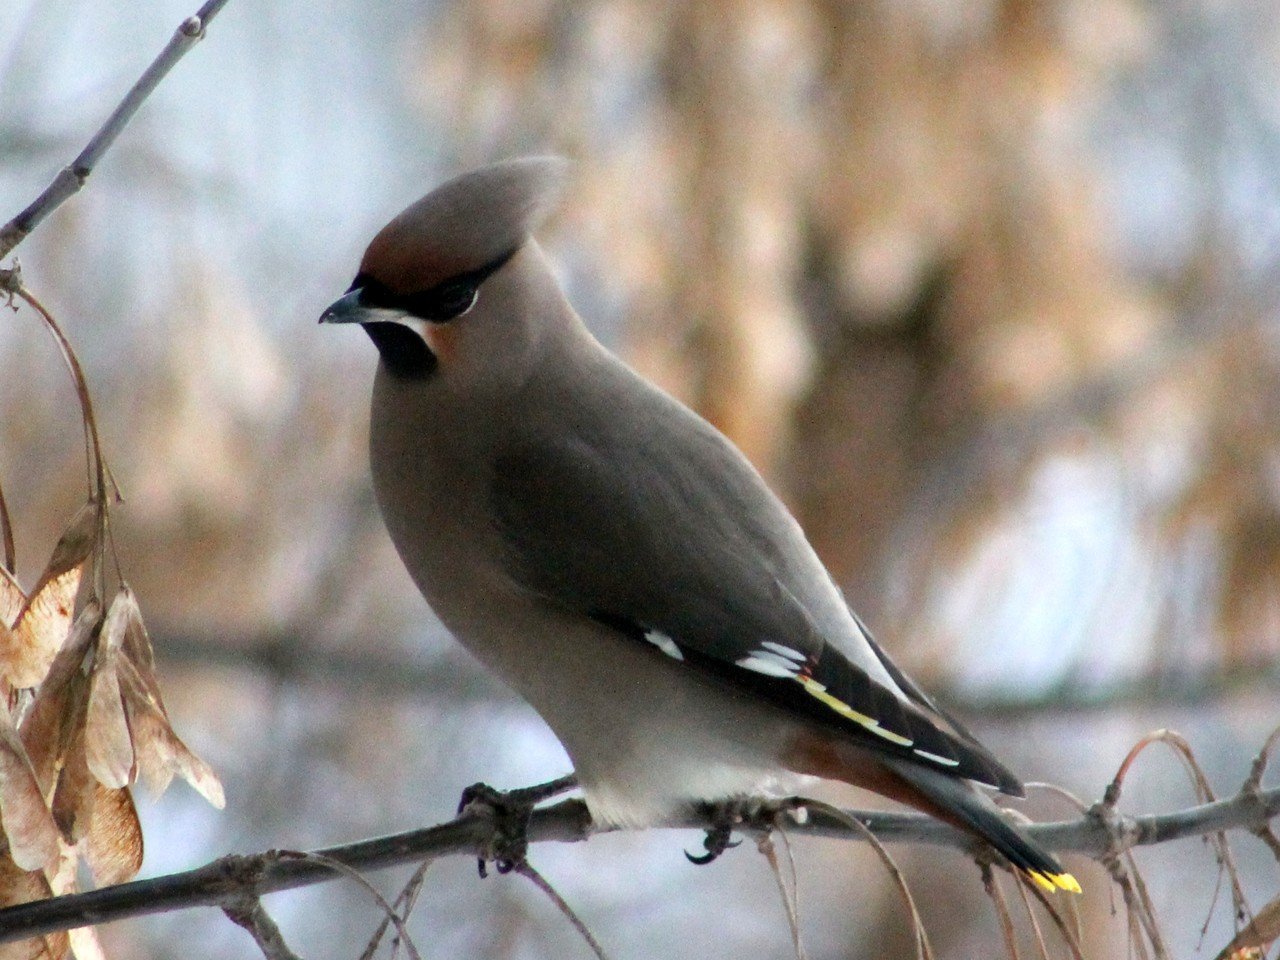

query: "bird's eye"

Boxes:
[431, 282, 478, 321]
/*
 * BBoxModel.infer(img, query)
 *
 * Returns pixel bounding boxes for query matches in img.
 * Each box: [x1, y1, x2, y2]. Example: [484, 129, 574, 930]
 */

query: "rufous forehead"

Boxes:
[360, 225, 475, 294]
[354, 156, 569, 294]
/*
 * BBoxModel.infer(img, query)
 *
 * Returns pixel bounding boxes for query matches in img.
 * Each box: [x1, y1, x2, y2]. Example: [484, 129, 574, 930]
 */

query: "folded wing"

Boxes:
[490, 375, 1022, 794]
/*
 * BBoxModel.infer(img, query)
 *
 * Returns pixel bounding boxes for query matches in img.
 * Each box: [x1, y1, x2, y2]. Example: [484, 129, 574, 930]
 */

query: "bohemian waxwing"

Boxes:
[320, 157, 1078, 893]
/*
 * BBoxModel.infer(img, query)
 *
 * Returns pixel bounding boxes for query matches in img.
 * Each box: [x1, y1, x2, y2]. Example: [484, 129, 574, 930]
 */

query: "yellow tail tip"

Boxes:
[1027, 870, 1082, 894]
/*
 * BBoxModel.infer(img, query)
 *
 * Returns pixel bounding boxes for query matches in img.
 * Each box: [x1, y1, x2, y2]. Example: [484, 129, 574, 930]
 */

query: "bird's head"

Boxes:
[320, 156, 570, 381]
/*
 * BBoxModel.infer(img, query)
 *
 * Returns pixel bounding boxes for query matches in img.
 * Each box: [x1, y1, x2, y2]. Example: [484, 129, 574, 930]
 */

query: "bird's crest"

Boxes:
[360, 156, 569, 293]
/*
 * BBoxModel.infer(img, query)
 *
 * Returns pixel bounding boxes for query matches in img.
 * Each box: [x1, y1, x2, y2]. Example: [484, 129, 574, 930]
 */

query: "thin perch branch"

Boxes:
[2, 781, 1280, 945]
[0, 0, 232, 263]
[222, 896, 303, 960]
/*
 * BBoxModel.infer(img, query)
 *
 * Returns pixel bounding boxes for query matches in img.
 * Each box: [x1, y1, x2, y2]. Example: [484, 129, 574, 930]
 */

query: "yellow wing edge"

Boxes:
[1027, 870, 1082, 894]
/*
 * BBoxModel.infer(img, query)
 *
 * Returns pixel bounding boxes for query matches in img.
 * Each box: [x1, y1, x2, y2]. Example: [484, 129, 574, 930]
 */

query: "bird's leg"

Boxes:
[686, 796, 812, 865]
[504, 772, 580, 806]
[686, 798, 756, 865]
[456, 774, 580, 877]
[686, 820, 740, 865]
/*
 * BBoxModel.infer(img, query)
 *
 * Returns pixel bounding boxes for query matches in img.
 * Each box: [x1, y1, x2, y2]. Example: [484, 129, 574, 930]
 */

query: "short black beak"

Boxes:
[318, 288, 367, 324]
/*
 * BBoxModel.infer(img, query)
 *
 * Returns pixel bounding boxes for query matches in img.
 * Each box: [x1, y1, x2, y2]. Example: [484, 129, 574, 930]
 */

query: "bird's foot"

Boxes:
[456, 774, 579, 878]
[686, 797, 765, 865]
[686, 796, 812, 865]
[686, 820, 741, 865]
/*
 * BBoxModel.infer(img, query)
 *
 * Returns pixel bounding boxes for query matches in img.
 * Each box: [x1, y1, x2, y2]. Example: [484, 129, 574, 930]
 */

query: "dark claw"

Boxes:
[456, 781, 531, 877]
[457, 781, 501, 816]
[685, 822, 741, 865]
[455, 775, 579, 878]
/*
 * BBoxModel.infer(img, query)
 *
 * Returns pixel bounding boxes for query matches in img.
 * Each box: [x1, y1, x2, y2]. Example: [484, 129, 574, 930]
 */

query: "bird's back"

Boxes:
[499, 338, 907, 694]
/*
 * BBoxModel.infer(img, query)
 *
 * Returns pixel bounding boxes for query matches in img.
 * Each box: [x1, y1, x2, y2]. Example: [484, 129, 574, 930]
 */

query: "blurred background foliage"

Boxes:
[4, 0, 1280, 957]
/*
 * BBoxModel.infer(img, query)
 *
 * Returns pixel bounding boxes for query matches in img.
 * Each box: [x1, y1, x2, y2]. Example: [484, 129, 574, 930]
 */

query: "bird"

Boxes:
[319, 156, 1079, 893]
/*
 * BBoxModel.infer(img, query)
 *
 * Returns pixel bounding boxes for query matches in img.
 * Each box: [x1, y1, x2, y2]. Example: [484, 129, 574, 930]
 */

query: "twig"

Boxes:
[757, 833, 806, 960]
[9, 284, 121, 597]
[1106, 856, 1155, 960]
[778, 830, 805, 960]
[514, 862, 609, 960]
[981, 864, 1021, 960]
[223, 896, 303, 960]
[1013, 877, 1052, 960]
[1104, 729, 1250, 945]
[1018, 875, 1086, 960]
[11, 287, 109, 502]
[1244, 726, 1280, 867]
[0, 0, 232, 263]
[4, 779, 1280, 945]
[1246, 725, 1280, 792]
[1063, 871, 1083, 950]
[275, 852, 420, 960]
[799, 799, 934, 960]
[357, 859, 432, 960]
[0, 468, 13, 574]
[1124, 851, 1169, 959]
[0, 270, 14, 573]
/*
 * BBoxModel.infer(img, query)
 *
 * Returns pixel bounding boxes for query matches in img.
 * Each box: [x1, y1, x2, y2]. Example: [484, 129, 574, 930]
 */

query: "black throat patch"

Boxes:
[362, 322, 437, 380]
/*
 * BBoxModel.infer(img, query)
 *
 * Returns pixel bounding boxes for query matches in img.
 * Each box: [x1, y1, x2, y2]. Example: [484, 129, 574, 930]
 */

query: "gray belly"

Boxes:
[368, 381, 805, 826]
[429, 580, 806, 827]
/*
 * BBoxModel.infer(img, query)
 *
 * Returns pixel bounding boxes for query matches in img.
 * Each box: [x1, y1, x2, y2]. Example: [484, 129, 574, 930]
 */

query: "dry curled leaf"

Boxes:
[83, 782, 141, 886]
[5, 568, 82, 690]
[66, 928, 106, 960]
[0, 625, 15, 705]
[84, 664, 131, 791]
[0, 566, 24, 628]
[20, 599, 102, 797]
[1216, 896, 1280, 960]
[25, 502, 97, 602]
[50, 732, 94, 845]
[3, 503, 98, 690]
[115, 585, 165, 709]
[83, 593, 134, 790]
[44, 837, 77, 899]
[0, 715, 58, 872]
[110, 587, 224, 808]
[0, 569, 26, 701]
[1, 579, 220, 909]
[119, 659, 224, 808]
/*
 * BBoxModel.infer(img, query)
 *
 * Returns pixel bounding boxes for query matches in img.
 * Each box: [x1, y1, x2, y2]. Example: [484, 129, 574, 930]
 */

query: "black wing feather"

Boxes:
[854, 612, 1023, 795]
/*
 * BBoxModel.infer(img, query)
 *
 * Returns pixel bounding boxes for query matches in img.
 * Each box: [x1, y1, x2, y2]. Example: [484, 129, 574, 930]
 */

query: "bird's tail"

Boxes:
[883, 758, 1080, 894]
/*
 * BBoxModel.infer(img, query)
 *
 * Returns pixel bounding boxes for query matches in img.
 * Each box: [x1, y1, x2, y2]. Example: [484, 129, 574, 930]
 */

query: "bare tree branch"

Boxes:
[0, 0, 232, 263]
[1, 779, 1279, 946]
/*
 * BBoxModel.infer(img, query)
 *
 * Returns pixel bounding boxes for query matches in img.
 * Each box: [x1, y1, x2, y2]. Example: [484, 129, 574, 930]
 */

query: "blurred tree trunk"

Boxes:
[788, 0, 1160, 603]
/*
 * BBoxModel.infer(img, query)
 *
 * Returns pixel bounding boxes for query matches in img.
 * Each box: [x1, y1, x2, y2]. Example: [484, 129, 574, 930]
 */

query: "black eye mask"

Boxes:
[349, 245, 518, 323]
